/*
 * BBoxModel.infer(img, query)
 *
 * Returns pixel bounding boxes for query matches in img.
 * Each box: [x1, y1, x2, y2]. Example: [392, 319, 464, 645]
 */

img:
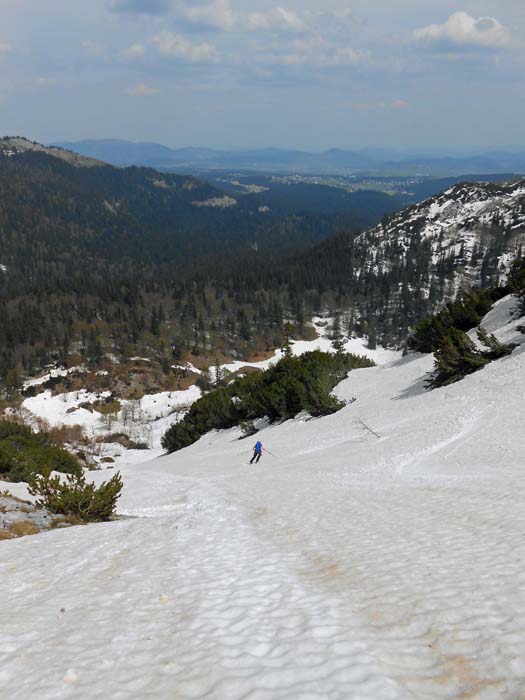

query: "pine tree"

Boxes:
[214, 360, 223, 388]
[509, 257, 525, 314]
[196, 367, 212, 392]
[5, 366, 20, 396]
[150, 308, 160, 336]
[281, 322, 293, 358]
[331, 314, 345, 354]
[87, 328, 103, 366]
[60, 329, 70, 367]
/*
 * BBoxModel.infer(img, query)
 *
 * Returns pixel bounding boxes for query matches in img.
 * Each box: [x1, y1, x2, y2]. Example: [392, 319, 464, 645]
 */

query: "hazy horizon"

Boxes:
[53, 138, 525, 157]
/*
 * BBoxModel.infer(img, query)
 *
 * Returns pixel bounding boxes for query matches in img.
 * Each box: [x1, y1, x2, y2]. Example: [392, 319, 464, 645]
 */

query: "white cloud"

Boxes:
[332, 8, 353, 22]
[184, 0, 236, 31]
[267, 34, 370, 68]
[246, 7, 307, 33]
[126, 83, 160, 96]
[181, 1, 307, 34]
[121, 43, 145, 59]
[391, 99, 409, 110]
[270, 44, 370, 68]
[414, 12, 513, 50]
[314, 8, 354, 23]
[0, 42, 12, 54]
[110, 0, 170, 14]
[324, 47, 369, 67]
[153, 32, 220, 62]
[82, 40, 106, 58]
[35, 77, 57, 88]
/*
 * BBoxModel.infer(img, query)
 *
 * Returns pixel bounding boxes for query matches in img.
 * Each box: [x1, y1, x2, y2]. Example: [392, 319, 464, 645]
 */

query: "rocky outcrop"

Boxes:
[345, 179, 525, 345]
[0, 494, 75, 540]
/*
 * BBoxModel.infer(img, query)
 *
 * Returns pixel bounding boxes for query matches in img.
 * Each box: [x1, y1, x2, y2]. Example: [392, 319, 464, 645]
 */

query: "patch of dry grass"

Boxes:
[9, 520, 40, 537]
[50, 515, 82, 528]
[1, 492, 30, 505]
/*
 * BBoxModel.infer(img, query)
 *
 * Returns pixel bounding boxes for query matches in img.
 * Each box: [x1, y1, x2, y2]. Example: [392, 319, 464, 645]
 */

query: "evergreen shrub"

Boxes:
[28, 471, 123, 522]
[410, 286, 508, 354]
[162, 351, 374, 453]
[428, 326, 516, 388]
[509, 257, 525, 315]
[0, 420, 82, 482]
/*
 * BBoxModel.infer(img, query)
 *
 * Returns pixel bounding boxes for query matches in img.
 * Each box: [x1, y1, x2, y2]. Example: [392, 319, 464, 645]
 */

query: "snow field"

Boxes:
[22, 366, 87, 391]
[1, 296, 524, 699]
[22, 385, 201, 451]
[220, 317, 400, 375]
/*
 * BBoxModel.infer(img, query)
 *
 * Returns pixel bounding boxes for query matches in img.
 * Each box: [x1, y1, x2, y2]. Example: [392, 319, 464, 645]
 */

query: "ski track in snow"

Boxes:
[1, 297, 525, 700]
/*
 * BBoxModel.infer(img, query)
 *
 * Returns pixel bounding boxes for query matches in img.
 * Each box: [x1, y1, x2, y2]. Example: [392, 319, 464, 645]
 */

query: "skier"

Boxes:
[250, 440, 264, 464]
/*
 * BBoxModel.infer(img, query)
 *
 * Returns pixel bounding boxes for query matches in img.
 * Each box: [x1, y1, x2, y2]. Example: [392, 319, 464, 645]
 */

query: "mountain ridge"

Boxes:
[341, 178, 525, 343]
[1, 136, 106, 168]
[55, 138, 525, 176]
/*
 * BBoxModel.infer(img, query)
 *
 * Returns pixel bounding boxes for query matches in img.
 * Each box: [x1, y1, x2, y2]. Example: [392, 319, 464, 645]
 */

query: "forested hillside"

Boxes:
[0, 140, 385, 383]
[1, 139, 524, 387]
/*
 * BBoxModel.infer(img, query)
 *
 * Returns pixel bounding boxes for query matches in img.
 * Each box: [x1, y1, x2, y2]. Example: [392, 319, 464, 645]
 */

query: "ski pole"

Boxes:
[264, 449, 278, 459]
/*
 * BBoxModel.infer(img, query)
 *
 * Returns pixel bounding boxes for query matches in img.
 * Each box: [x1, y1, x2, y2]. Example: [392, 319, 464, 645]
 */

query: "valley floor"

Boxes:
[1, 298, 525, 700]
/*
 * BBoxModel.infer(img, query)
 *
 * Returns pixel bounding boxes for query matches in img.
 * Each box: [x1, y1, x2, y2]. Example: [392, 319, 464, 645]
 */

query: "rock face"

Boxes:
[0, 494, 74, 540]
[348, 179, 525, 345]
[357, 179, 525, 288]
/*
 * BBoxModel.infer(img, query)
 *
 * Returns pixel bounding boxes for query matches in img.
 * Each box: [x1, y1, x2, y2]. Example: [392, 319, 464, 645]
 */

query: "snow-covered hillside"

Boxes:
[1, 296, 524, 699]
[358, 179, 525, 296]
[345, 178, 525, 346]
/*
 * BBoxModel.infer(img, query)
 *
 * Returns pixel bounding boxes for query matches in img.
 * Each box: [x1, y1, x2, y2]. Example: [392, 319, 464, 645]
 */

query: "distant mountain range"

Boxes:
[54, 139, 525, 176]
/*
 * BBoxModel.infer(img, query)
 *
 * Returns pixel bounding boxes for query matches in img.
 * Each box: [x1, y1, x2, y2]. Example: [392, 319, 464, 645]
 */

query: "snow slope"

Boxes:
[1, 296, 525, 700]
[221, 317, 400, 375]
[359, 180, 525, 289]
[22, 385, 201, 451]
[348, 180, 525, 346]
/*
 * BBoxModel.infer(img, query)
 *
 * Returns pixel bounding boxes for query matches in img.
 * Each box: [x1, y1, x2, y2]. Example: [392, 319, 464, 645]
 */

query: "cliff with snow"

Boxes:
[348, 179, 525, 344]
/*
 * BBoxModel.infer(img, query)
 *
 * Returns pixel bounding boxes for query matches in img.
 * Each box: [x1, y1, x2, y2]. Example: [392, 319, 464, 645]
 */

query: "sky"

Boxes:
[1, 0, 524, 151]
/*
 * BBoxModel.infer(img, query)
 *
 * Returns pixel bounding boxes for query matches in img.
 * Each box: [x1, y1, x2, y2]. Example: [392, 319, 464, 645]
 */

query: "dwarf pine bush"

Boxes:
[428, 326, 516, 388]
[0, 420, 82, 482]
[162, 350, 374, 453]
[410, 286, 508, 354]
[28, 472, 123, 522]
[509, 257, 525, 315]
